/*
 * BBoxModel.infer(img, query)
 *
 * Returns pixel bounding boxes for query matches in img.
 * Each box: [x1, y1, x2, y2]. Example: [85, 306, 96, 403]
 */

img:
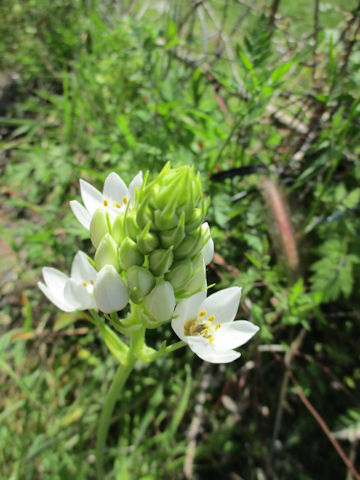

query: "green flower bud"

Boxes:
[136, 163, 207, 238]
[154, 202, 179, 231]
[111, 214, 125, 244]
[95, 233, 119, 271]
[136, 203, 153, 230]
[90, 207, 110, 248]
[124, 211, 140, 240]
[174, 227, 203, 260]
[127, 266, 155, 304]
[118, 237, 144, 270]
[165, 259, 193, 292]
[185, 208, 203, 233]
[149, 247, 174, 277]
[184, 255, 206, 295]
[144, 280, 175, 323]
[137, 222, 160, 254]
[160, 212, 185, 249]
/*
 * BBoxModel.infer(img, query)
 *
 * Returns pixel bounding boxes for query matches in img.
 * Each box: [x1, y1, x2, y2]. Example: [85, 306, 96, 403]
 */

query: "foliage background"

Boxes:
[1, 0, 360, 479]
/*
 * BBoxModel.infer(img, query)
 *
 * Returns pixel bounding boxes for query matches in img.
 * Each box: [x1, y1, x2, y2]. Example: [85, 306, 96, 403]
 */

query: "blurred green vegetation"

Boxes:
[0, 1, 359, 479]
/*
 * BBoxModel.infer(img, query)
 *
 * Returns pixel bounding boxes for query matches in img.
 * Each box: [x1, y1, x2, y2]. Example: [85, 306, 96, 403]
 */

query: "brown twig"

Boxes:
[268, 0, 281, 36]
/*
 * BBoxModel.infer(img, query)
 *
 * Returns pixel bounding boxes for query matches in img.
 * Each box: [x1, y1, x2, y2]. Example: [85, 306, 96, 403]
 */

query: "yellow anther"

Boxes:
[113, 201, 121, 208]
[82, 281, 87, 287]
[199, 310, 206, 317]
[90, 279, 94, 285]
[103, 199, 108, 206]
[215, 323, 221, 330]
[122, 196, 128, 205]
[208, 315, 215, 322]
[208, 335, 214, 344]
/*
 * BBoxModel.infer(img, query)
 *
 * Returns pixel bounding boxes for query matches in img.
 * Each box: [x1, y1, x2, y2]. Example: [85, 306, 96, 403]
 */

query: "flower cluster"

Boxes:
[39, 164, 258, 363]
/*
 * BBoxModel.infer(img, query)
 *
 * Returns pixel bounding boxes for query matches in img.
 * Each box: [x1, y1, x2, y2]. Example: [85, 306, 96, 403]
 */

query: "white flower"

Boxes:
[93, 265, 129, 313]
[70, 171, 143, 230]
[38, 251, 97, 312]
[171, 287, 259, 363]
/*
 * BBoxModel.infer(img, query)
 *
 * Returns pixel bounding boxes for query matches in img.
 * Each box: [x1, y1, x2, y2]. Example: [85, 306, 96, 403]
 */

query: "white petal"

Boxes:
[70, 200, 91, 230]
[128, 171, 143, 203]
[63, 279, 94, 310]
[103, 172, 128, 203]
[188, 338, 241, 363]
[80, 179, 103, 216]
[202, 237, 214, 265]
[94, 265, 129, 313]
[38, 281, 74, 312]
[214, 321, 259, 351]
[71, 251, 97, 282]
[202, 287, 241, 324]
[172, 290, 207, 339]
[42, 267, 68, 293]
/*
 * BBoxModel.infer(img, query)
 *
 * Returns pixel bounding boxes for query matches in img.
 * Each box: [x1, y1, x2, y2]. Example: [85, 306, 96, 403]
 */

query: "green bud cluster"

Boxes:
[91, 163, 211, 324]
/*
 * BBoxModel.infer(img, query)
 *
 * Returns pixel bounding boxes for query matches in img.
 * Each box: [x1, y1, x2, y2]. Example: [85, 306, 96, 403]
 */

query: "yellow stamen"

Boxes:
[113, 201, 121, 208]
[90, 280, 94, 285]
[82, 281, 87, 287]
[208, 315, 215, 322]
[215, 323, 221, 330]
[208, 335, 214, 344]
[123, 196, 128, 205]
[199, 310, 206, 317]
[103, 199, 108, 206]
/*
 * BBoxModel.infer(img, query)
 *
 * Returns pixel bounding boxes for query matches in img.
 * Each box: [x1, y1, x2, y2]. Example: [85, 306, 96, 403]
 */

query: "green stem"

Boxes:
[95, 360, 135, 480]
[96, 324, 145, 479]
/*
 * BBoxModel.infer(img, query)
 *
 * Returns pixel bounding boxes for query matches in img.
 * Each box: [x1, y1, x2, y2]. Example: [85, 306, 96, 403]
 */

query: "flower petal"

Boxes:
[42, 267, 68, 293]
[70, 200, 91, 230]
[188, 338, 241, 363]
[38, 281, 74, 312]
[103, 172, 128, 203]
[71, 251, 97, 282]
[202, 287, 241, 324]
[172, 290, 207, 340]
[214, 321, 259, 351]
[94, 265, 129, 313]
[128, 171, 143, 203]
[63, 279, 94, 310]
[80, 179, 103, 215]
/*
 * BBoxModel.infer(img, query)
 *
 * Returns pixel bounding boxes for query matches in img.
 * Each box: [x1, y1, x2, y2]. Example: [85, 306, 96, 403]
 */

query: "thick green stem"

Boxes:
[96, 325, 145, 479]
[95, 360, 135, 479]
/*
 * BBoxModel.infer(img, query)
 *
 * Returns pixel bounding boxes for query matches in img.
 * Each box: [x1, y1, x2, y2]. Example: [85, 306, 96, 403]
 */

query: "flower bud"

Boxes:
[111, 214, 125, 244]
[160, 212, 185, 248]
[184, 255, 206, 295]
[136, 164, 207, 239]
[149, 247, 174, 277]
[185, 208, 203, 233]
[118, 237, 144, 270]
[90, 207, 109, 248]
[127, 266, 155, 303]
[124, 211, 140, 240]
[137, 222, 160, 254]
[201, 222, 214, 265]
[94, 265, 129, 313]
[165, 259, 193, 292]
[174, 227, 203, 260]
[144, 281, 175, 323]
[95, 233, 119, 271]
[154, 202, 179, 231]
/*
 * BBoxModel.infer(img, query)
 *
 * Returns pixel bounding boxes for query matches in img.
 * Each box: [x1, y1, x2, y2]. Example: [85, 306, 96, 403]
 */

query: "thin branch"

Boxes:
[268, 0, 281, 36]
